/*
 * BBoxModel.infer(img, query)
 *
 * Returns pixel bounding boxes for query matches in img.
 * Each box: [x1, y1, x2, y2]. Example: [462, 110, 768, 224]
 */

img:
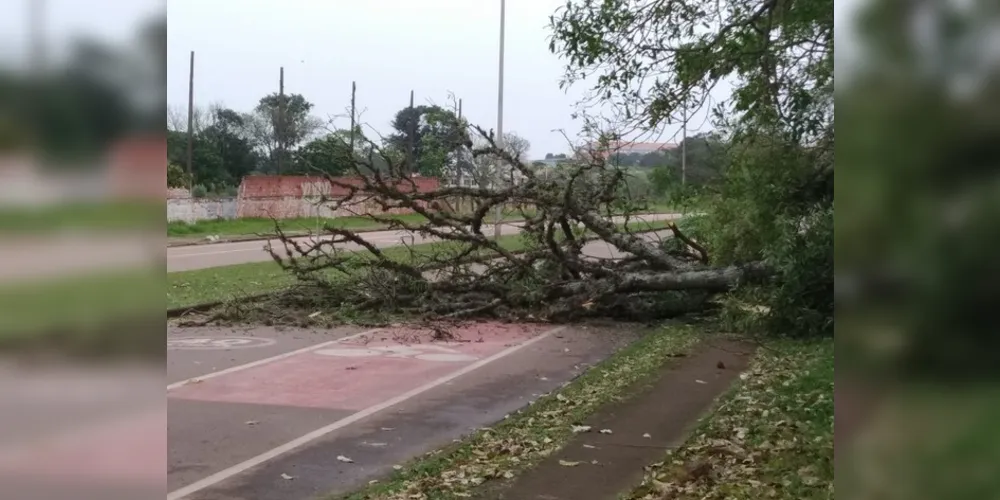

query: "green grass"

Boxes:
[838, 385, 1000, 500]
[624, 338, 834, 500]
[167, 210, 540, 238]
[0, 269, 164, 355]
[168, 234, 533, 309]
[167, 214, 428, 238]
[335, 323, 705, 500]
[0, 201, 163, 233]
[166, 205, 679, 239]
[167, 219, 673, 309]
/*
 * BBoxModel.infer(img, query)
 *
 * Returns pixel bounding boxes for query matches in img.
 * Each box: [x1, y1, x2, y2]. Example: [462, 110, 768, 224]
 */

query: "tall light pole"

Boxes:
[681, 105, 687, 186]
[29, 0, 46, 76]
[494, 0, 506, 239]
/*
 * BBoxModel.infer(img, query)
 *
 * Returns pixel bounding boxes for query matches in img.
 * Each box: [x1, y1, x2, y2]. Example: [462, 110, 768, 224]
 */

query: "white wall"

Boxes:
[167, 197, 238, 223]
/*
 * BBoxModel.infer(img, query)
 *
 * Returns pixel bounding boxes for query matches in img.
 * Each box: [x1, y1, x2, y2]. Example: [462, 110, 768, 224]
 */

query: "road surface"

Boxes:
[164, 224, 677, 499]
[167, 322, 643, 500]
[167, 213, 681, 272]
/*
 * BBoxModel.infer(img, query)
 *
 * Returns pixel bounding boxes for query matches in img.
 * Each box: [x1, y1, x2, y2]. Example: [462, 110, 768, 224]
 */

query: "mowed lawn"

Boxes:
[167, 211, 536, 239]
[0, 201, 163, 234]
[167, 219, 672, 309]
[0, 269, 163, 343]
[166, 203, 678, 239]
[625, 338, 834, 500]
[167, 213, 429, 238]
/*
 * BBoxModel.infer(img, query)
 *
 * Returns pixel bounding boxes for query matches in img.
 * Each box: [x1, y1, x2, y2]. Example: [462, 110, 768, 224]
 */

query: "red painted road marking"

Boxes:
[169, 323, 544, 411]
[167, 328, 381, 390]
[168, 326, 563, 500]
[0, 408, 165, 487]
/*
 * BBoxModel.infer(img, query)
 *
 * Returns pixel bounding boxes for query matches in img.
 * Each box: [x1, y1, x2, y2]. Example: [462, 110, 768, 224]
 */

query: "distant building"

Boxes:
[588, 141, 678, 159]
[531, 158, 563, 168]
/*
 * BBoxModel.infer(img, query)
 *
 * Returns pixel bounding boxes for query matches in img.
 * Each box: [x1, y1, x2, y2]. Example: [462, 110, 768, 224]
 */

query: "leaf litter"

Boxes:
[342, 325, 702, 500]
[624, 339, 833, 500]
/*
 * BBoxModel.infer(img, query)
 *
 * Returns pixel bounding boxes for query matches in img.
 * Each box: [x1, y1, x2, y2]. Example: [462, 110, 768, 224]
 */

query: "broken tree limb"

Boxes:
[250, 126, 774, 324]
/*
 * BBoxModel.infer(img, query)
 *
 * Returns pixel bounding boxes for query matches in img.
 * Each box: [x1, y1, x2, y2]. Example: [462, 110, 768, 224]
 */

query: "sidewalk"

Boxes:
[477, 338, 755, 500]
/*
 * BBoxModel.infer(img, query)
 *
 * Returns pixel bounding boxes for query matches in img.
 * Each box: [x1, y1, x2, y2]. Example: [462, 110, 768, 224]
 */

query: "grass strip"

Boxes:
[0, 269, 164, 355]
[167, 211, 536, 238]
[335, 322, 705, 500]
[624, 337, 834, 500]
[0, 201, 163, 233]
[166, 205, 677, 239]
[168, 213, 428, 238]
[167, 219, 672, 309]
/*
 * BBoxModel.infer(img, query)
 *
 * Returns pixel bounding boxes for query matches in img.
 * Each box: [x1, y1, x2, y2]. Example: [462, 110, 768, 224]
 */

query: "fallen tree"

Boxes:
[260, 126, 771, 324]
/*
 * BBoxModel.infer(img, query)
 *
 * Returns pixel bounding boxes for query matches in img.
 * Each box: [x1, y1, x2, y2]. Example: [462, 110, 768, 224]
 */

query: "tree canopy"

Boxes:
[387, 104, 469, 176]
[550, 0, 834, 336]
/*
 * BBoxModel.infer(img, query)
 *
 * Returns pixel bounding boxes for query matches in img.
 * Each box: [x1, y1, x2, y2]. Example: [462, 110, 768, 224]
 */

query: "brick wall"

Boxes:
[235, 175, 441, 219]
[108, 135, 166, 200]
[166, 175, 442, 222]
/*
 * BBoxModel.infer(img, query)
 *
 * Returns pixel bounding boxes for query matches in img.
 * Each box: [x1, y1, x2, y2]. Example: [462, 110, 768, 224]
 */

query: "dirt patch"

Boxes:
[477, 338, 755, 500]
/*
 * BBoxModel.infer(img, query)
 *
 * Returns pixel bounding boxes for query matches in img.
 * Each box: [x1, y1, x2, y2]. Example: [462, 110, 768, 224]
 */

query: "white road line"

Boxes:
[166, 329, 383, 391]
[167, 325, 564, 500]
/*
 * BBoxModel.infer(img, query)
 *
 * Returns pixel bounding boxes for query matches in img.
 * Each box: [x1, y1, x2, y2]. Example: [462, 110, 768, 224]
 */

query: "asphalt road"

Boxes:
[167, 213, 682, 272]
[167, 322, 642, 500]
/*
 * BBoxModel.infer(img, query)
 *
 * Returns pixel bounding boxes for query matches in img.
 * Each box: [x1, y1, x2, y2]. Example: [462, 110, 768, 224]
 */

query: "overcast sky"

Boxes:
[2, 0, 861, 159]
[0, 0, 162, 68]
[165, 0, 609, 158]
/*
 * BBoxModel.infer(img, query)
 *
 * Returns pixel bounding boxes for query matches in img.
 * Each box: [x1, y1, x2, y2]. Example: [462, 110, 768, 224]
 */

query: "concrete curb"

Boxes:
[166, 226, 670, 319]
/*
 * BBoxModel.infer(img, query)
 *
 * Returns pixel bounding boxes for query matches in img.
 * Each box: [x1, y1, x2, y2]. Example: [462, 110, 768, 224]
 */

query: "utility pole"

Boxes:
[349, 81, 357, 153]
[494, 0, 506, 239]
[681, 105, 687, 186]
[457, 98, 464, 189]
[408, 90, 415, 175]
[186, 51, 195, 190]
[27, 0, 46, 154]
[29, 0, 46, 77]
[277, 66, 285, 174]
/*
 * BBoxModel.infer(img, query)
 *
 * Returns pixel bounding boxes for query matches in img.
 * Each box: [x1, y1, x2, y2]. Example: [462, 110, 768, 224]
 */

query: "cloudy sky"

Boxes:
[3, 0, 862, 159]
[0, 0, 162, 68]
[165, 0, 611, 158]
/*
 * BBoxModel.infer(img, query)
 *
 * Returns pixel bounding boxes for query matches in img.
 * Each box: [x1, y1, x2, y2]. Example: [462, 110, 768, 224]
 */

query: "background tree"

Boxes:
[167, 162, 190, 188]
[551, 0, 833, 337]
[252, 92, 322, 173]
[450, 130, 531, 189]
[502, 131, 531, 162]
[293, 131, 356, 176]
[166, 105, 260, 193]
[648, 163, 677, 199]
[388, 104, 468, 176]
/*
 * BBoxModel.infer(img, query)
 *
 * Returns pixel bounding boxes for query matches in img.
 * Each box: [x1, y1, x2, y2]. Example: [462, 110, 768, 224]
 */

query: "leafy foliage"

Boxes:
[167, 162, 189, 188]
[343, 325, 703, 500]
[294, 131, 357, 176]
[626, 338, 834, 500]
[387, 105, 469, 176]
[550, 0, 834, 337]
